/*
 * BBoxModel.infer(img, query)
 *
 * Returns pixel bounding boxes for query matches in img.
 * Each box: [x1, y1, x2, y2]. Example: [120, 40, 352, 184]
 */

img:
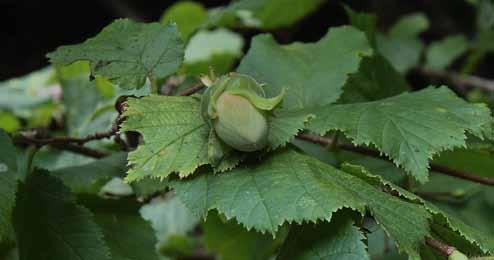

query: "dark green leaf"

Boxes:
[172, 148, 431, 260]
[343, 164, 494, 257]
[277, 211, 369, 260]
[388, 13, 429, 38]
[309, 87, 492, 183]
[238, 26, 372, 110]
[339, 55, 410, 103]
[13, 170, 110, 260]
[344, 5, 378, 46]
[425, 35, 469, 69]
[238, 26, 372, 147]
[203, 212, 278, 260]
[377, 13, 429, 73]
[48, 19, 184, 89]
[83, 197, 160, 260]
[0, 130, 18, 245]
[50, 153, 127, 194]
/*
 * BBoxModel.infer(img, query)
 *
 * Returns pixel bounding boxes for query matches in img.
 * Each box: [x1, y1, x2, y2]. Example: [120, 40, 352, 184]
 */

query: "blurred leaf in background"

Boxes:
[377, 13, 429, 73]
[183, 28, 244, 75]
[160, 1, 208, 40]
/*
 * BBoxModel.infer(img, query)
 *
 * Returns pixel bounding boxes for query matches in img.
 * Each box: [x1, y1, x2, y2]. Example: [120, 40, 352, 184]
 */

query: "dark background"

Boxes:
[0, 0, 477, 81]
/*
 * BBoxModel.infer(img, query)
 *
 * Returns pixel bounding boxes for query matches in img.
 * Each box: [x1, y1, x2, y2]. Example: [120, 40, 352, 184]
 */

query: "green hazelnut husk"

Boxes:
[200, 73, 284, 152]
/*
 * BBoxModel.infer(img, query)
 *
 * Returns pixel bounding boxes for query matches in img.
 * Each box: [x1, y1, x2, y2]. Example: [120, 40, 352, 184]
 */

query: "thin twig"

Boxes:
[52, 143, 108, 158]
[430, 164, 494, 185]
[13, 115, 123, 158]
[425, 237, 456, 257]
[179, 83, 205, 96]
[14, 136, 108, 159]
[419, 67, 494, 91]
[296, 133, 494, 186]
[15, 116, 123, 146]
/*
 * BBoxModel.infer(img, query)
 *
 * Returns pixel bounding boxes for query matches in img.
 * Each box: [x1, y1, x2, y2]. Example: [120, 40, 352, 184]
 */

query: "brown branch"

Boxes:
[15, 136, 108, 158]
[430, 164, 494, 185]
[13, 115, 124, 158]
[296, 133, 494, 186]
[14, 116, 123, 147]
[179, 83, 205, 96]
[418, 67, 494, 92]
[51, 143, 108, 158]
[425, 237, 456, 257]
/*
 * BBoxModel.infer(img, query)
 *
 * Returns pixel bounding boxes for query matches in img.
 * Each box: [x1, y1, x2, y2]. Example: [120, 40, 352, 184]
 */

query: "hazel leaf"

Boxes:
[47, 19, 184, 89]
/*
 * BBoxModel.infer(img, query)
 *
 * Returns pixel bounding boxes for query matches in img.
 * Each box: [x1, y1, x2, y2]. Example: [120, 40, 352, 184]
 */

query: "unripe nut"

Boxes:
[213, 92, 268, 152]
[200, 73, 284, 153]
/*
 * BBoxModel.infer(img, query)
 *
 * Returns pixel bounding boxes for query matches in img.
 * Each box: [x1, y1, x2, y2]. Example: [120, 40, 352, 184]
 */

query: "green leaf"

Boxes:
[140, 196, 199, 249]
[183, 28, 244, 75]
[336, 150, 407, 185]
[0, 112, 21, 133]
[343, 164, 494, 256]
[226, 0, 325, 29]
[202, 0, 324, 30]
[377, 35, 424, 73]
[309, 86, 492, 183]
[59, 73, 112, 137]
[377, 13, 429, 73]
[238, 26, 372, 110]
[339, 55, 410, 103]
[427, 203, 494, 256]
[238, 26, 372, 146]
[33, 149, 94, 171]
[131, 178, 167, 198]
[434, 148, 494, 178]
[82, 197, 160, 260]
[100, 177, 134, 196]
[47, 19, 184, 89]
[344, 5, 378, 46]
[474, 0, 494, 32]
[121, 95, 209, 182]
[277, 211, 369, 260]
[0, 130, 18, 245]
[203, 212, 279, 260]
[0, 67, 54, 111]
[425, 35, 469, 69]
[388, 13, 429, 38]
[171, 148, 432, 259]
[0, 248, 18, 260]
[13, 170, 110, 260]
[50, 153, 127, 194]
[184, 29, 243, 62]
[268, 109, 315, 149]
[172, 149, 362, 234]
[160, 1, 207, 40]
